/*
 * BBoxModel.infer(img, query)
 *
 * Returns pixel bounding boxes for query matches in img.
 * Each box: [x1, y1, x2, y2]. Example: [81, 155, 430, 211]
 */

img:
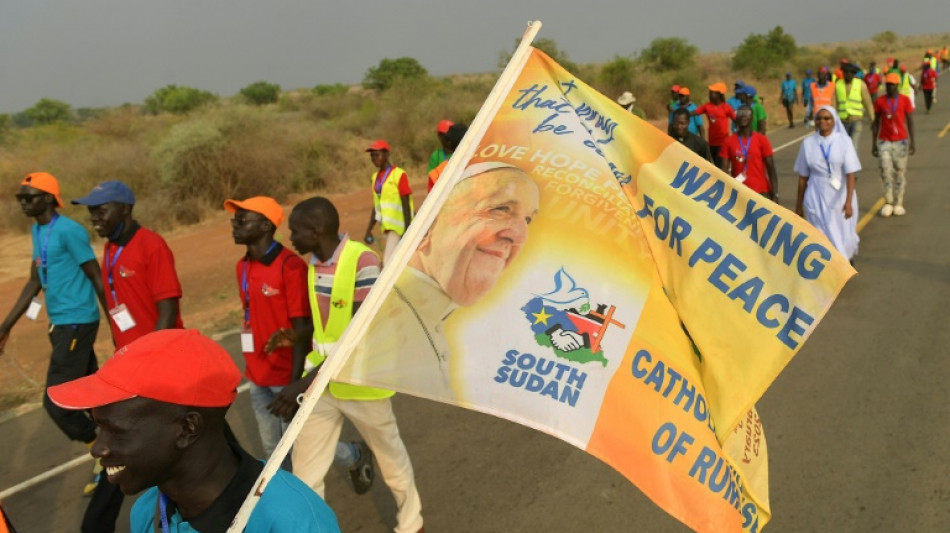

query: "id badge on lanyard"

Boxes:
[109, 304, 137, 332]
[241, 326, 255, 353]
[25, 296, 43, 320]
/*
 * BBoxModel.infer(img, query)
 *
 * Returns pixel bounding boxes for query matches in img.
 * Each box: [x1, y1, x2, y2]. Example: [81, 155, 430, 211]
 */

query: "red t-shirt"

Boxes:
[236, 244, 310, 386]
[874, 94, 913, 141]
[921, 69, 938, 90]
[694, 103, 736, 147]
[864, 72, 882, 94]
[720, 132, 774, 194]
[102, 226, 183, 349]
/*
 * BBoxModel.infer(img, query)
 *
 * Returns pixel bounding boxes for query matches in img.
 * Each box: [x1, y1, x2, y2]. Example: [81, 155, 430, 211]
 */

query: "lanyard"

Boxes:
[35, 214, 60, 288]
[819, 140, 834, 174]
[737, 135, 753, 163]
[241, 241, 279, 324]
[106, 245, 125, 303]
[158, 492, 171, 533]
[373, 165, 394, 194]
[887, 97, 899, 116]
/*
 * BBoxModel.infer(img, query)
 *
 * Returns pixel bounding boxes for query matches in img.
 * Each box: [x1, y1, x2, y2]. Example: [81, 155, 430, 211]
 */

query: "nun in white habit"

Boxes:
[793, 105, 861, 261]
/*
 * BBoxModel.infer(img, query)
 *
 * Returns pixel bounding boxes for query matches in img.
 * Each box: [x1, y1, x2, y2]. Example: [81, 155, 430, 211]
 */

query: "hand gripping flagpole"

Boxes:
[226, 20, 542, 531]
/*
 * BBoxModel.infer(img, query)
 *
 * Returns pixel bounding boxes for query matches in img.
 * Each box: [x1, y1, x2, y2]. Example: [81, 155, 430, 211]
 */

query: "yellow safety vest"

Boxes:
[899, 74, 913, 97]
[835, 80, 864, 119]
[307, 240, 393, 400]
[371, 166, 413, 236]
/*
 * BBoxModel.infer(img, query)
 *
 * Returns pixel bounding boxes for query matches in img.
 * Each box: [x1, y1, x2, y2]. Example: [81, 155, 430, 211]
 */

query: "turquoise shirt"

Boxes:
[31, 214, 99, 325]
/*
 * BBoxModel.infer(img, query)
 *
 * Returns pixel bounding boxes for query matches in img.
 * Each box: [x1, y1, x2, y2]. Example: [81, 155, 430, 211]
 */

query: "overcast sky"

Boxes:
[1, 0, 946, 112]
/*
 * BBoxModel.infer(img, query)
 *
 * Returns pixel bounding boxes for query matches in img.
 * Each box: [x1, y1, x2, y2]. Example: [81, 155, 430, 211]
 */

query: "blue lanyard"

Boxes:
[241, 241, 278, 324]
[159, 492, 171, 533]
[373, 165, 394, 194]
[737, 135, 752, 163]
[819, 140, 834, 174]
[106, 245, 125, 304]
[34, 214, 60, 288]
[887, 97, 899, 116]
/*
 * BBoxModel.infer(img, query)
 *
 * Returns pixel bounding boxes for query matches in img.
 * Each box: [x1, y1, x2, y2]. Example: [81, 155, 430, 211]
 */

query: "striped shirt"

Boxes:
[310, 236, 380, 329]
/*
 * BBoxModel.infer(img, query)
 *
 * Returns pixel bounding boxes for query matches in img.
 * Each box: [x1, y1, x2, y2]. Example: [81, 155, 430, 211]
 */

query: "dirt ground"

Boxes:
[0, 184, 430, 411]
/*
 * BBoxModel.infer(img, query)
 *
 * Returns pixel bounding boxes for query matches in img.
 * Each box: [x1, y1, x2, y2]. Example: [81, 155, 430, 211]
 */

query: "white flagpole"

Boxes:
[226, 20, 542, 532]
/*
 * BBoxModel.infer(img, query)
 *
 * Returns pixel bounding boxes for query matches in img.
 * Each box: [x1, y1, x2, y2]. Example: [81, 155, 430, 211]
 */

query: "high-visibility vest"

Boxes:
[835, 80, 864, 119]
[899, 74, 913, 97]
[306, 240, 393, 400]
[928, 56, 937, 70]
[371, 166, 413, 236]
[811, 83, 834, 109]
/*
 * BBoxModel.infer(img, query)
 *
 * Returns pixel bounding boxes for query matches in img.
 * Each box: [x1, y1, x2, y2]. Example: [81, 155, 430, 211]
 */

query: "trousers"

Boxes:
[44, 322, 99, 443]
[878, 140, 909, 205]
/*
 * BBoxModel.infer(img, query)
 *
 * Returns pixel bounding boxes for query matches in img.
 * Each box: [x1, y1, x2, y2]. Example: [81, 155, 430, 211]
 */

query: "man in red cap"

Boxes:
[47, 329, 341, 532]
[72, 179, 184, 531]
[1, 172, 106, 498]
[427, 119, 454, 173]
[364, 140, 414, 264]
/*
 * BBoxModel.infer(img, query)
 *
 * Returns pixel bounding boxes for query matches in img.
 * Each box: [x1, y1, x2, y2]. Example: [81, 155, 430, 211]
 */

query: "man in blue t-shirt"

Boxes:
[801, 69, 817, 126]
[47, 329, 341, 533]
[780, 72, 798, 129]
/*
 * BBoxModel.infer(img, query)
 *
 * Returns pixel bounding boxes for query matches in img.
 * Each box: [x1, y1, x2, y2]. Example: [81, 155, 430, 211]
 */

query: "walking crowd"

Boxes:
[641, 48, 940, 265]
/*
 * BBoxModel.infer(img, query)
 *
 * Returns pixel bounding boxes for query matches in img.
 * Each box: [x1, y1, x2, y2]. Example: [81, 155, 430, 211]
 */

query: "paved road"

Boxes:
[2, 104, 948, 532]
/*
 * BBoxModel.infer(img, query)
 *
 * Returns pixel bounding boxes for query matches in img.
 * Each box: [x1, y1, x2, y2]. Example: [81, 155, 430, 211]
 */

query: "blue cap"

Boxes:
[805, 68, 812, 74]
[738, 85, 757, 97]
[72, 181, 136, 206]
[734, 79, 745, 88]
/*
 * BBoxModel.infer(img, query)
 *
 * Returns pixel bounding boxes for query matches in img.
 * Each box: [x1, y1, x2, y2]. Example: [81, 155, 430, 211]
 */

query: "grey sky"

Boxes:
[1, 0, 946, 113]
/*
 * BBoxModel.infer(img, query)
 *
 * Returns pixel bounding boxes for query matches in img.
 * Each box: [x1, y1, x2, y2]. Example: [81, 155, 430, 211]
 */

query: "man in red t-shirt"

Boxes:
[919, 61, 938, 113]
[694, 82, 737, 169]
[719, 105, 779, 201]
[225, 196, 312, 462]
[872, 73, 916, 217]
[73, 180, 184, 532]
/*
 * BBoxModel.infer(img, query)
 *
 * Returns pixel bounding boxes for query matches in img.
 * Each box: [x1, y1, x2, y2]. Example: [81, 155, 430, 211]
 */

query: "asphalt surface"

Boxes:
[1, 104, 948, 532]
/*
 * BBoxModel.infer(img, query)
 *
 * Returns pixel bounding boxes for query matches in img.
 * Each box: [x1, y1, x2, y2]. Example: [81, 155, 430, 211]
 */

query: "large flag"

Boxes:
[229, 23, 855, 533]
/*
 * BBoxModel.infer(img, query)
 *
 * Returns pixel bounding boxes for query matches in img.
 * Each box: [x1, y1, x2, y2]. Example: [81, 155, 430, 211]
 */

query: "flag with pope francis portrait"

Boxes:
[333, 47, 855, 532]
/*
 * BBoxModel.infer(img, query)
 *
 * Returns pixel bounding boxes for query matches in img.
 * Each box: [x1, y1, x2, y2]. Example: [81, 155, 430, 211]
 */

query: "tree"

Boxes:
[362, 57, 428, 91]
[640, 37, 698, 71]
[598, 55, 636, 90]
[872, 30, 899, 48]
[240, 81, 281, 105]
[144, 84, 217, 115]
[23, 98, 72, 125]
[498, 37, 579, 73]
[313, 83, 348, 96]
[732, 26, 797, 77]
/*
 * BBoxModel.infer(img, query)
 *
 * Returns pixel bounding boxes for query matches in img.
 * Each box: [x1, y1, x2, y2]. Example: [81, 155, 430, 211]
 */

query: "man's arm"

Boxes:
[290, 316, 313, 382]
[861, 84, 875, 121]
[80, 259, 109, 315]
[364, 209, 377, 244]
[154, 298, 180, 330]
[871, 111, 882, 157]
[0, 262, 43, 354]
[764, 155, 779, 202]
[400, 194, 412, 230]
[907, 112, 916, 155]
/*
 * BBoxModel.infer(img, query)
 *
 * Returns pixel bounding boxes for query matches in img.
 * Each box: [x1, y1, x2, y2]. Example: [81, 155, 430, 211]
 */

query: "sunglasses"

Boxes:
[15, 192, 47, 202]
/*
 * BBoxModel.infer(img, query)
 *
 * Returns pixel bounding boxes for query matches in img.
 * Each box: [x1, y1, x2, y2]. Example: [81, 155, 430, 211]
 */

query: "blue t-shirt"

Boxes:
[781, 79, 797, 101]
[801, 77, 816, 102]
[31, 214, 99, 325]
[669, 102, 703, 135]
[130, 469, 340, 533]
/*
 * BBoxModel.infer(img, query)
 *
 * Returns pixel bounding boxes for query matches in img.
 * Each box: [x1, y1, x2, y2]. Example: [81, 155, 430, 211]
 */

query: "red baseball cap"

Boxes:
[436, 120, 453, 134]
[47, 329, 242, 409]
[20, 172, 64, 207]
[671, 84, 681, 92]
[223, 196, 284, 227]
[365, 140, 390, 152]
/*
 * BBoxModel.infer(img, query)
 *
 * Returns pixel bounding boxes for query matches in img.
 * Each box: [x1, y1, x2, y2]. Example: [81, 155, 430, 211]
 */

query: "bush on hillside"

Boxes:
[363, 57, 429, 91]
[313, 83, 349, 96]
[872, 30, 900, 49]
[144, 85, 217, 115]
[240, 81, 281, 105]
[23, 98, 72, 125]
[598, 55, 637, 93]
[640, 37, 698, 72]
[499, 37, 580, 74]
[732, 26, 797, 77]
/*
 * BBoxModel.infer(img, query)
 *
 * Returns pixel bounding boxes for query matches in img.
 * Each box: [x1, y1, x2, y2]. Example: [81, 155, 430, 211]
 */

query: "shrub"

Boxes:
[499, 37, 580, 73]
[144, 84, 217, 115]
[362, 57, 428, 91]
[239, 81, 281, 105]
[872, 30, 900, 48]
[640, 37, 698, 72]
[732, 26, 797, 77]
[598, 55, 637, 93]
[313, 83, 349, 96]
[23, 98, 72, 125]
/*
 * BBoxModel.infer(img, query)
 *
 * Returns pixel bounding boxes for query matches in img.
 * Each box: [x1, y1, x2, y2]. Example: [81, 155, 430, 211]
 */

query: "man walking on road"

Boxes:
[72, 180, 185, 531]
[802, 69, 816, 126]
[872, 73, 916, 217]
[781, 72, 798, 128]
[271, 197, 425, 533]
[720, 105, 779, 202]
[0, 172, 105, 499]
[364, 140, 414, 265]
[835, 63, 876, 149]
[694, 82, 736, 169]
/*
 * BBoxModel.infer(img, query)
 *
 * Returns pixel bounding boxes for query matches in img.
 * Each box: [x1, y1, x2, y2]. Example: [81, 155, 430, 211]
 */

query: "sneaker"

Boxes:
[893, 205, 906, 216]
[349, 441, 375, 495]
[880, 204, 894, 217]
[83, 459, 102, 496]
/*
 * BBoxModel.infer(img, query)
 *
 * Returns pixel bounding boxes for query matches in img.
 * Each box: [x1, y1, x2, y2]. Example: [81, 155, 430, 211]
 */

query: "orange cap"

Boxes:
[365, 140, 390, 152]
[884, 73, 901, 84]
[436, 120, 453, 134]
[678, 87, 690, 96]
[708, 82, 727, 94]
[223, 196, 284, 227]
[20, 172, 64, 207]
